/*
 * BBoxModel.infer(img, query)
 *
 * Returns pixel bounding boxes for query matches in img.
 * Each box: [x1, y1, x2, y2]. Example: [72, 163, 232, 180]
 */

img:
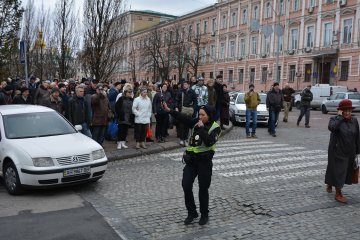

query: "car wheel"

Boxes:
[4, 161, 23, 195]
[295, 102, 301, 110]
[321, 105, 328, 114]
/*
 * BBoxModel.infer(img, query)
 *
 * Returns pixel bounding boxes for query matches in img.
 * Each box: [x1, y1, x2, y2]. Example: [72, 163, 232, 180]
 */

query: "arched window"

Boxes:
[242, 9, 248, 24]
[254, 6, 259, 20]
[266, 2, 271, 18]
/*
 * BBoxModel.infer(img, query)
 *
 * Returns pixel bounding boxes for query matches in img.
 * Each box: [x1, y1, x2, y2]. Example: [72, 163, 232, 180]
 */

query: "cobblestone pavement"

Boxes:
[77, 110, 360, 240]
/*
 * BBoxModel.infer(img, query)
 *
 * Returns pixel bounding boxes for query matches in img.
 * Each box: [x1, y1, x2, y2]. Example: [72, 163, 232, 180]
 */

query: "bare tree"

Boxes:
[82, 0, 126, 83]
[171, 23, 188, 81]
[185, 30, 206, 78]
[53, 0, 79, 79]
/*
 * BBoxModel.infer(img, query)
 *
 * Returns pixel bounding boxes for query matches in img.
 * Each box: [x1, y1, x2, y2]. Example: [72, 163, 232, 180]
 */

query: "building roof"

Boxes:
[129, 10, 177, 19]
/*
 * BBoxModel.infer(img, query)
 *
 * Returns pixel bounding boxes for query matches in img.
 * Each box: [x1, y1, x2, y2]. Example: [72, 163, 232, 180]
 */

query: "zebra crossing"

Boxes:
[161, 139, 328, 184]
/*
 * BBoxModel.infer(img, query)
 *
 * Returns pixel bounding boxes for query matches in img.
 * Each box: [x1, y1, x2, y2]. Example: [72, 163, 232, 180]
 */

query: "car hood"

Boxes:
[235, 103, 267, 111]
[8, 133, 102, 158]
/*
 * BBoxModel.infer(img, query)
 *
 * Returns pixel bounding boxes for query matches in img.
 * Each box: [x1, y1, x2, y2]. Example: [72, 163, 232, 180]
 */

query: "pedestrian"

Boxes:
[43, 87, 65, 115]
[220, 84, 230, 130]
[132, 87, 152, 149]
[91, 83, 110, 145]
[68, 85, 92, 138]
[214, 75, 224, 121]
[281, 83, 295, 122]
[206, 79, 217, 108]
[115, 89, 134, 149]
[153, 84, 172, 142]
[13, 87, 32, 104]
[0, 85, 14, 105]
[34, 80, 50, 106]
[266, 82, 283, 137]
[297, 85, 313, 128]
[162, 103, 221, 226]
[244, 83, 260, 138]
[192, 77, 208, 117]
[58, 83, 69, 118]
[108, 81, 122, 112]
[325, 99, 360, 203]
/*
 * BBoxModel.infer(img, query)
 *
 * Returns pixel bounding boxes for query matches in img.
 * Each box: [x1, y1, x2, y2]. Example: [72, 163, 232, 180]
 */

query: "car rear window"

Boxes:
[3, 112, 77, 139]
[349, 94, 360, 100]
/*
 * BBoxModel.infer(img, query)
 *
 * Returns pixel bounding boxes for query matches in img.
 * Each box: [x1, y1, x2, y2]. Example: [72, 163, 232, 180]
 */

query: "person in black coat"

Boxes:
[325, 99, 360, 203]
[297, 85, 313, 128]
[266, 82, 283, 137]
[12, 87, 32, 104]
[214, 75, 224, 121]
[163, 103, 221, 226]
[115, 89, 134, 149]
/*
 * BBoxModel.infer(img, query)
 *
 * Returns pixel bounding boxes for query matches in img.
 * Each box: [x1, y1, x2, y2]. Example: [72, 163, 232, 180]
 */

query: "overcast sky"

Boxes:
[23, 0, 216, 16]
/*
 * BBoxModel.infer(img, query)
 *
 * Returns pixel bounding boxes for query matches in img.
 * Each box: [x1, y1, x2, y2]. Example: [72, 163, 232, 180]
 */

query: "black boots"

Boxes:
[198, 215, 209, 225]
[184, 212, 198, 225]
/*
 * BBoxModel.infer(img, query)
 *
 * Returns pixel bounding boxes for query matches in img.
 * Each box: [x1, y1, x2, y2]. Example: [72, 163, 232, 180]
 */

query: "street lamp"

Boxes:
[34, 31, 46, 80]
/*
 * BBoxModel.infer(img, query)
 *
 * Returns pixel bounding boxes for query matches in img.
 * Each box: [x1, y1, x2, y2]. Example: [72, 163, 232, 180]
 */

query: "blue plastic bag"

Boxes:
[105, 119, 118, 141]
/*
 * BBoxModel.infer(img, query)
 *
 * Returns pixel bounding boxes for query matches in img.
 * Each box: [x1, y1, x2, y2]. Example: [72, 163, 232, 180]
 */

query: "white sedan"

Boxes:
[0, 105, 108, 195]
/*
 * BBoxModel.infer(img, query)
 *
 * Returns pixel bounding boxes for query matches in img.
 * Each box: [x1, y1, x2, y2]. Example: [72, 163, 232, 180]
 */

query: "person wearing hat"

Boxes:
[0, 85, 14, 105]
[43, 87, 65, 115]
[162, 102, 221, 226]
[266, 82, 284, 137]
[297, 84, 313, 128]
[91, 83, 110, 145]
[244, 83, 261, 138]
[191, 77, 208, 118]
[325, 99, 360, 203]
[13, 87, 32, 104]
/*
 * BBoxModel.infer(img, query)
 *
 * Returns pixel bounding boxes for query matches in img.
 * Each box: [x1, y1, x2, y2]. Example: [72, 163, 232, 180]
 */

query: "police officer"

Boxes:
[162, 102, 221, 226]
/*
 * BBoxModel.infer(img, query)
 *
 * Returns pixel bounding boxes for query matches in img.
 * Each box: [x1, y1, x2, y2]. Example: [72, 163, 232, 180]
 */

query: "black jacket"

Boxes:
[175, 88, 197, 111]
[300, 88, 313, 107]
[13, 95, 32, 104]
[68, 96, 91, 126]
[266, 89, 284, 112]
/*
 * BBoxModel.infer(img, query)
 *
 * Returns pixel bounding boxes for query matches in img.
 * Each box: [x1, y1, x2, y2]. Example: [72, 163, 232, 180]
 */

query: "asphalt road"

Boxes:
[0, 109, 359, 240]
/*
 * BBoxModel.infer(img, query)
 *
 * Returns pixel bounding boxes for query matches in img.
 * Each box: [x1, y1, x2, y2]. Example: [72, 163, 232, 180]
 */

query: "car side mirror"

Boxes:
[74, 125, 83, 131]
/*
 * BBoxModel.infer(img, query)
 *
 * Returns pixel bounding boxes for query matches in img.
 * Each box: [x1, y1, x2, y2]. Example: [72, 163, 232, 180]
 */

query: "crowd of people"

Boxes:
[0, 75, 231, 149]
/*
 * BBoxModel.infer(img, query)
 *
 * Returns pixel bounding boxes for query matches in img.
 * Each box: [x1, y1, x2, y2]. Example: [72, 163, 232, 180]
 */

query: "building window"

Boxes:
[324, 22, 333, 47]
[253, 6, 259, 20]
[230, 41, 235, 58]
[343, 19, 352, 44]
[265, 2, 272, 18]
[232, 12, 237, 27]
[279, 0, 285, 15]
[250, 68, 255, 83]
[264, 35, 270, 54]
[196, 23, 200, 36]
[293, 0, 300, 11]
[212, 18, 217, 32]
[210, 45, 215, 60]
[242, 9, 248, 24]
[222, 15, 226, 29]
[325, 0, 334, 3]
[201, 47, 207, 63]
[306, 26, 314, 48]
[340, 61, 349, 81]
[279, 35, 283, 51]
[261, 67, 268, 83]
[277, 66, 281, 82]
[309, 0, 316, 7]
[239, 69, 244, 84]
[305, 64, 312, 82]
[289, 65, 296, 83]
[220, 42, 225, 59]
[229, 70, 233, 83]
[137, 16, 142, 20]
[204, 20, 208, 33]
[251, 36, 258, 55]
[148, 17, 153, 21]
[240, 38, 246, 56]
[188, 25, 193, 40]
[290, 29, 298, 50]
[210, 72, 214, 79]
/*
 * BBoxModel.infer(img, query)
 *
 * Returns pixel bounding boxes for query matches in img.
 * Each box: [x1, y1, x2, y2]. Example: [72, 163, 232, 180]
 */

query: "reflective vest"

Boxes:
[186, 121, 220, 154]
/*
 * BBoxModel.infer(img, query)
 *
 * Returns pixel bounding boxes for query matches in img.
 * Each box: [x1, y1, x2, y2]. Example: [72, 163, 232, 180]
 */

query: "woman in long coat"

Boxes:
[325, 99, 360, 203]
[220, 84, 230, 130]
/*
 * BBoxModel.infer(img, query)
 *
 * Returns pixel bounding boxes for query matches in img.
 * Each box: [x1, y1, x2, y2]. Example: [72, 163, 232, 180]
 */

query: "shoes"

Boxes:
[136, 142, 140, 149]
[283, 119, 288, 122]
[184, 140, 189, 147]
[146, 138, 154, 142]
[305, 125, 311, 128]
[296, 121, 299, 126]
[121, 141, 128, 149]
[180, 140, 185, 146]
[198, 215, 209, 226]
[140, 142, 147, 149]
[246, 134, 251, 138]
[272, 134, 277, 137]
[335, 188, 347, 203]
[184, 212, 199, 225]
[251, 134, 257, 138]
[117, 142, 122, 150]
[326, 184, 332, 193]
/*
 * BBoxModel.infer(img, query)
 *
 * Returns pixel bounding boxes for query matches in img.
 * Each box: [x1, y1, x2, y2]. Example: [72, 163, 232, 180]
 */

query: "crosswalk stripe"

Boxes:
[216, 141, 274, 147]
[218, 160, 325, 177]
[213, 154, 328, 170]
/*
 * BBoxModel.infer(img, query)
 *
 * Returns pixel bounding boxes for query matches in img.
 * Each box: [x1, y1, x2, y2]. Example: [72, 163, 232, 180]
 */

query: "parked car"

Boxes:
[294, 84, 348, 109]
[0, 105, 108, 195]
[321, 92, 360, 114]
[229, 92, 269, 125]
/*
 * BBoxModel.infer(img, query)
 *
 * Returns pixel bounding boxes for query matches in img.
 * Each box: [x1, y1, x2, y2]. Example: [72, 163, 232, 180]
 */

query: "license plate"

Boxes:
[63, 166, 91, 177]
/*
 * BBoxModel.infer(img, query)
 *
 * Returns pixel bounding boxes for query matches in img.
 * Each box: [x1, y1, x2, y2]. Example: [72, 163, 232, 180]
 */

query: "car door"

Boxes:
[229, 93, 238, 118]
[325, 94, 337, 111]
[332, 93, 346, 111]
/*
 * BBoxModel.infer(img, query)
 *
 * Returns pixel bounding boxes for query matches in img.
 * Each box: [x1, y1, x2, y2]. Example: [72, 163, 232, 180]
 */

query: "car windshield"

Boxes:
[3, 112, 76, 139]
[349, 94, 360, 100]
[236, 93, 267, 104]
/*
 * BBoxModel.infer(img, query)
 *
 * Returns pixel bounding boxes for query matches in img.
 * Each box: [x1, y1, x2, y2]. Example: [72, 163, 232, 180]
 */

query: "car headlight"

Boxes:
[92, 149, 106, 160]
[32, 157, 54, 167]
[237, 110, 246, 114]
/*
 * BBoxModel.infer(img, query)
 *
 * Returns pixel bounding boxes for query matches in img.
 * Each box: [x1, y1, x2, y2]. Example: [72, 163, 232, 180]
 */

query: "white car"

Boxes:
[321, 92, 360, 114]
[229, 92, 269, 125]
[0, 105, 108, 195]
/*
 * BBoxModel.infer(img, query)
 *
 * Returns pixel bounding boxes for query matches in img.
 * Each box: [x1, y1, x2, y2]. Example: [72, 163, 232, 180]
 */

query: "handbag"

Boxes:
[353, 156, 359, 184]
[146, 124, 153, 139]
[181, 92, 194, 116]
[105, 119, 118, 141]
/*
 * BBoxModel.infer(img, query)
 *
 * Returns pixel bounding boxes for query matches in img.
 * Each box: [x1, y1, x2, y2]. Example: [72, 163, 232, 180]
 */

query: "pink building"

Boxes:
[119, 0, 360, 91]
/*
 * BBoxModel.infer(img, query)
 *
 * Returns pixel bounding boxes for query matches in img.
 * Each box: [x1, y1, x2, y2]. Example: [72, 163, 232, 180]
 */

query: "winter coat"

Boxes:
[244, 91, 260, 110]
[108, 87, 119, 112]
[192, 84, 208, 106]
[115, 96, 133, 125]
[175, 88, 197, 111]
[91, 93, 109, 126]
[266, 89, 284, 112]
[13, 95, 32, 104]
[282, 87, 295, 103]
[221, 91, 230, 124]
[153, 91, 173, 114]
[132, 96, 152, 124]
[214, 82, 224, 108]
[34, 85, 50, 106]
[43, 95, 65, 115]
[207, 86, 217, 108]
[68, 96, 91, 126]
[325, 116, 360, 188]
[300, 88, 313, 107]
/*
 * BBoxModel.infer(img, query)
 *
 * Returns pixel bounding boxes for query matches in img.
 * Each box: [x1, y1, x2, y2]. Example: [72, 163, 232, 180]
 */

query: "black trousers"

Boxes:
[178, 123, 190, 141]
[134, 123, 147, 142]
[297, 106, 310, 126]
[182, 158, 213, 216]
[117, 123, 129, 141]
[155, 113, 168, 139]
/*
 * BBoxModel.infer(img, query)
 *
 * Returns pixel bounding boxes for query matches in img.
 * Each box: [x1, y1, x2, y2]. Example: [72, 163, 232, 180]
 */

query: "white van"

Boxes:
[294, 84, 348, 109]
